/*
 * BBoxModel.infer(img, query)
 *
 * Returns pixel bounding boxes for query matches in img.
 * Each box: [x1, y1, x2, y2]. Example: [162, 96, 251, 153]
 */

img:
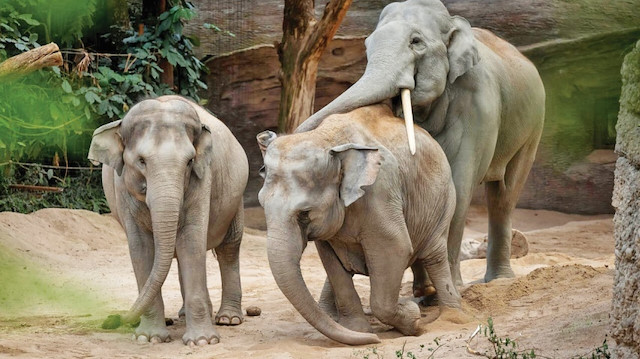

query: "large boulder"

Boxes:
[611, 40, 640, 359]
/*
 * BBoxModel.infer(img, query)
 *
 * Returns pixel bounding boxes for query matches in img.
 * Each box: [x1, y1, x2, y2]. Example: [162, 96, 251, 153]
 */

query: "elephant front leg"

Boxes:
[316, 241, 372, 333]
[126, 224, 170, 343]
[176, 225, 219, 346]
[363, 225, 420, 336]
[214, 208, 244, 326]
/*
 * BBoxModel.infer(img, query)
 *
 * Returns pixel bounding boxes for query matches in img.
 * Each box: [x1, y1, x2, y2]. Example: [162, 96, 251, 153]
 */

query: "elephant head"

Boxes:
[88, 97, 213, 323]
[257, 130, 382, 345]
[296, 0, 479, 151]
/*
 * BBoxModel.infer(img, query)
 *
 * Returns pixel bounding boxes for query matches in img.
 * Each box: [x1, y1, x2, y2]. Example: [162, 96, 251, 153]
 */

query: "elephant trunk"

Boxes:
[123, 175, 183, 323]
[295, 69, 404, 133]
[267, 226, 380, 345]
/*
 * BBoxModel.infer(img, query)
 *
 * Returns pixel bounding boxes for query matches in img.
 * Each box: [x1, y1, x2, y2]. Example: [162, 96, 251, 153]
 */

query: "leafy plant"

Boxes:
[351, 338, 443, 359]
[0, 0, 96, 54]
[0, 0, 208, 168]
[468, 318, 612, 359]
[0, 164, 108, 214]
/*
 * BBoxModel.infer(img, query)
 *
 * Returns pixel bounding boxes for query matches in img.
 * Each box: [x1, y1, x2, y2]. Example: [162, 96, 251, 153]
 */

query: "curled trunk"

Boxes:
[267, 228, 380, 345]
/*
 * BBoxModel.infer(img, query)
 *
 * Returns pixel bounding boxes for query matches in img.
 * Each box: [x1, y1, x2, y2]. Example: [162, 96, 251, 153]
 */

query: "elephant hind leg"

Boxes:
[484, 135, 540, 282]
[214, 204, 244, 326]
[410, 262, 436, 301]
[422, 240, 461, 310]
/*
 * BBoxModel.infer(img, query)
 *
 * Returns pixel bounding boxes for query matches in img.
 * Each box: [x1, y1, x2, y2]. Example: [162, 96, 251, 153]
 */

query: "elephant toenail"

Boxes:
[218, 317, 230, 325]
[231, 317, 241, 325]
[150, 336, 162, 344]
[211, 337, 220, 344]
[137, 335, 148, 343]
[197, 338, 208, 346]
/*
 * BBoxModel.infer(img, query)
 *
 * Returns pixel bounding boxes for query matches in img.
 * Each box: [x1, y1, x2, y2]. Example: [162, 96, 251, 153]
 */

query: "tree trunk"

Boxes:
[142, 0, 174, 89]
[0, 43, 63, 79]
[277, 0, 352, 133]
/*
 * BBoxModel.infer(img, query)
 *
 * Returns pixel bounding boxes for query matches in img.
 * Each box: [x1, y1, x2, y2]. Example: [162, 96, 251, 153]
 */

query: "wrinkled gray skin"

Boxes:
[297, 0, 545, 288]
[88, 95, 248, 346]
[258, 104, 461, 345]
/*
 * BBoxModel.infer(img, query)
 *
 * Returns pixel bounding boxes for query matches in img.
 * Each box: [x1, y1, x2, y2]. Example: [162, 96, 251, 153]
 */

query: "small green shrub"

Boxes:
[468, 318, 612, 359]
[0, 164, 108, 214]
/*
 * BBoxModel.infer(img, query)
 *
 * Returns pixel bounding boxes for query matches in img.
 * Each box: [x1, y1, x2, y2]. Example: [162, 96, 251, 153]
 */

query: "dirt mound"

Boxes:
[463, 264, 607, 315]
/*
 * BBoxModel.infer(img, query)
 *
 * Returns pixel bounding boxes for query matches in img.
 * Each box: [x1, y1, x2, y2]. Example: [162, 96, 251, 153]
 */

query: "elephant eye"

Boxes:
[410, 37, 421, 45]
[297, 210, 311, 225]
[138, 157, 146, 167]
[188, 158, 194, 167]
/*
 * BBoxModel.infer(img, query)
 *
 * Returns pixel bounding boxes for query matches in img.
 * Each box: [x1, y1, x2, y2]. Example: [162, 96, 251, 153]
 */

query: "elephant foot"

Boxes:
[319, 297, 338, 321]
[182, 324, 220, 346]
[392, 299, 422, 336]
[484, 266, 515, 282]
[338, 315, 373, 333]
[215, 306, 243, 326]
[134, 322, 170, 344]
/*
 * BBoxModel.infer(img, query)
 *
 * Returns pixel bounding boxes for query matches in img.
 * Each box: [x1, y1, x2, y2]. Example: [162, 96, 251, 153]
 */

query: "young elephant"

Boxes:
[88, 95, 248, 346]
[257, 104, 460, 345]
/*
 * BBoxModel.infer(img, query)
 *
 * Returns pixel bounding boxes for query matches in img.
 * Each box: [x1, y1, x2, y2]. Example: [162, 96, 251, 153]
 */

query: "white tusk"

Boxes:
[401, 88, 416, 155]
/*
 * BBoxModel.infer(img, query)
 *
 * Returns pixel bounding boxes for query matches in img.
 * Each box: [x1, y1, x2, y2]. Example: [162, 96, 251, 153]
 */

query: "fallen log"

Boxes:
[0, 42, 63, 78]
[9, 184, 64, 193]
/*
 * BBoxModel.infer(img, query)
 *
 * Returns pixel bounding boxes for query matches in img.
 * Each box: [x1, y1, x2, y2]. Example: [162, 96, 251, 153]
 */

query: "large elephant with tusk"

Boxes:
[296, 0, 545, 286]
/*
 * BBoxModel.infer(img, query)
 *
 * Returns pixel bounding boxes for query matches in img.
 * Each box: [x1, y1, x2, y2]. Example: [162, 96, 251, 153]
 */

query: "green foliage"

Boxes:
[0, 0, 97, 54]
[471, 318, 612, 359]
[351, 338, 442, 359]
[0, 164, 109, 214]
[481, 317, 537, 359]
[0, 1, 41, 59]
[0, 0, 208, 173]
[115, 2, 208, 100]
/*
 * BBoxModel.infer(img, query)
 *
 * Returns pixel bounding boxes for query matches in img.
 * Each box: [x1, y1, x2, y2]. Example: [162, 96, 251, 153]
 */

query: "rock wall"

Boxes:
[193, 0, 640, 210]
[611, 40, 640, 358]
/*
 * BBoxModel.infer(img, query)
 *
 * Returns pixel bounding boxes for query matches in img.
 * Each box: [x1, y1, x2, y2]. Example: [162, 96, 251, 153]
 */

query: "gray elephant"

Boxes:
[297, 0, 545, 287]
[257, 104, 461, 345]
[88, 95, 248, 345]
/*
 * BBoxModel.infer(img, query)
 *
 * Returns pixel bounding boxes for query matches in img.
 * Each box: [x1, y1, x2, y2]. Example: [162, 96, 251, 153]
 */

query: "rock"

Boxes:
[246, 306, 262, 316]
[472, 229, 529, 260]
[611, 40, 640, 358]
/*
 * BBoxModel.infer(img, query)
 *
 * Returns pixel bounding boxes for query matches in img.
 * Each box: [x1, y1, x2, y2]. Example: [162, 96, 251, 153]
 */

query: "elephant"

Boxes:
[257, 104, 461, 345]
[296, 0, 545, 287]
[88, 95, 248, 345]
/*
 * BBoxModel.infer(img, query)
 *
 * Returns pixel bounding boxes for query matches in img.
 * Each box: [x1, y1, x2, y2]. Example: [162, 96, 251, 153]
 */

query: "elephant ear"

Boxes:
[257, 130, 277, 178]
[330, 143, 382, 207]
[88, 120, 124, 176]
[193, 124, 213, 180]
[447, 15, 479, 84]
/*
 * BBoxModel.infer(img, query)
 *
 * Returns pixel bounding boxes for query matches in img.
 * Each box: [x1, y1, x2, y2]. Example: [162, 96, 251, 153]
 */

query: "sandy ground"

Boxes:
[0, 205, 614, 358]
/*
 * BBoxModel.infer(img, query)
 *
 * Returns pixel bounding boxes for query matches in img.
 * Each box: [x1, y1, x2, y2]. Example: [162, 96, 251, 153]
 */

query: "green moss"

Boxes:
[523, 29, 640, 171]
